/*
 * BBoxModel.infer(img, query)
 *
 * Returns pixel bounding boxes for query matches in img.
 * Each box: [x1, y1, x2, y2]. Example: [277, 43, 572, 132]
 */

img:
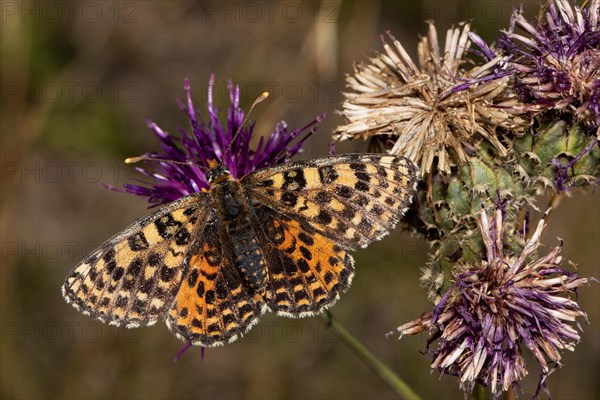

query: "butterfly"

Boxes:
[62, 153, 418, 347]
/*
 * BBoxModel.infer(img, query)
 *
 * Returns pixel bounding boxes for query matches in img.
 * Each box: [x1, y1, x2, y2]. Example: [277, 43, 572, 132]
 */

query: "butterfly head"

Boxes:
[207, 160, 232, 185]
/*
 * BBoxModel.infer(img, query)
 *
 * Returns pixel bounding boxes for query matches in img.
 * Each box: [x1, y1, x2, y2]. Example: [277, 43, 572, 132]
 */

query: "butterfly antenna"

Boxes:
[124, 155, 208, 171]
[226, 91, 269, 155]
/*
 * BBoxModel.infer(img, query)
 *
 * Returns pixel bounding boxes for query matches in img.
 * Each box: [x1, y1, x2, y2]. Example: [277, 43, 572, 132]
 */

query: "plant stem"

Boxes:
[472, 383, 486, 400]
[319, 311, 422, 400]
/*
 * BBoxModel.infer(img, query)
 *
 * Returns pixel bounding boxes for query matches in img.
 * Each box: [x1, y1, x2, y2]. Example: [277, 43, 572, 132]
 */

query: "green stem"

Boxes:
[319, 311, 422, 400]
[472, 383, 486, 400]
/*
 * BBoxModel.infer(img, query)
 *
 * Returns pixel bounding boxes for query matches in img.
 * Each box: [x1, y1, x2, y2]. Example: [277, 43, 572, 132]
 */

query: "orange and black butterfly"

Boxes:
[62, 154, 417, 347]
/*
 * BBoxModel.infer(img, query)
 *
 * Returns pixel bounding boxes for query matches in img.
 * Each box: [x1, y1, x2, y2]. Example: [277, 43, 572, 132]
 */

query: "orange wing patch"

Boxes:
[166, 225, 266, 346]
[254, 207, 355, 317]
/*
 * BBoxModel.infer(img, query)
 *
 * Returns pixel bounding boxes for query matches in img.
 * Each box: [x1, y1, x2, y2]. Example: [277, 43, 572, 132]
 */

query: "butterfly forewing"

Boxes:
[242, 154, 418, 250]
[62, 192, 210, 328]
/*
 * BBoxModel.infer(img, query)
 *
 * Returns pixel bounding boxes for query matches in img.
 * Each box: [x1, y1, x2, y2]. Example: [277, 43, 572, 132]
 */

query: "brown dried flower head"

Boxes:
[334, 22, 526, 175]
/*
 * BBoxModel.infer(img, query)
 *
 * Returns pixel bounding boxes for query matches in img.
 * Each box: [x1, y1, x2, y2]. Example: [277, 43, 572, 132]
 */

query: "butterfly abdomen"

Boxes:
[211, 179, 268, 293]
[229, 227, 268, 292]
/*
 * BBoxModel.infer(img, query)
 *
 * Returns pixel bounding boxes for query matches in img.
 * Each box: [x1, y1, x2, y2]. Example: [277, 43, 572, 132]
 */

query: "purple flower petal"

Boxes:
[111, 77, 324, 207]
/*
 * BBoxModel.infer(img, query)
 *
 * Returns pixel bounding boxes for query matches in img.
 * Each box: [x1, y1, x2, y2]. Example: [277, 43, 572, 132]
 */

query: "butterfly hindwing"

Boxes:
[166, 222, 267, 346]
[242, 154, 418, 250]
[62, 192, 210, 328]
[252, 205, 355, 317]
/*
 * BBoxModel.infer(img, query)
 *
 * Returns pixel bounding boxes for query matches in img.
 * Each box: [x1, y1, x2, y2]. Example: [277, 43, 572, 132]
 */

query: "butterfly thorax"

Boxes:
[209, 171, 268, 293]
[209, 179, 249, 225]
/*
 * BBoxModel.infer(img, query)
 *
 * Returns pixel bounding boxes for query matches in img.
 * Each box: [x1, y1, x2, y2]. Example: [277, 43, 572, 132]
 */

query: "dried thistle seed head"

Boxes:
[389, 207, 594, 397]
[334, 22, 526, 175]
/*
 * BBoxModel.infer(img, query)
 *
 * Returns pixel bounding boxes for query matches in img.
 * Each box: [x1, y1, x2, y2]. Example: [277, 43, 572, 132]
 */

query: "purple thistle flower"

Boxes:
[499, 0, 600, 127]
[111, 75, 325, 207]
[389, 207, 593, 397]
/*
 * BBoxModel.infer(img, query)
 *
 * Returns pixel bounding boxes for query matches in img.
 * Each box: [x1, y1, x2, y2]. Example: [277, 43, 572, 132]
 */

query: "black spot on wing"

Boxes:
[298, 232, 314, 246]
[281, 192, 298, 207]
[196, 280, 205, 297]
[316, 210, 332, 225]
[350, 162, 366, 171]
[215, 278, 228, 300]
[299, 246, 312, 260]
[160, 265, 176, 282]
[112, 267, 125, 281]
[148, 252, 161, 267]
[103, 249, 116, 263]
[314, 191, 332, 204]
[355, 171, 370, 181]
[127, 258, 143, 276]
[187, 269, 199, 287]
[355, 181, 369, 192]
[174, 228, 191, 246]
[140, 278, 156, 294]
[318, 165, 338, 184]
[335, 185, 353, 198]
[128, 232, 149, 251]
[282, 170, 307, 190]
[155, 214, 182, 238]
[205, 290, 215, 304]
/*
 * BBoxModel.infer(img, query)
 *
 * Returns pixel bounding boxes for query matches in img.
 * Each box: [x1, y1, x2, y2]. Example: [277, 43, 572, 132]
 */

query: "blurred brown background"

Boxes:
[1, 1, 598, 399]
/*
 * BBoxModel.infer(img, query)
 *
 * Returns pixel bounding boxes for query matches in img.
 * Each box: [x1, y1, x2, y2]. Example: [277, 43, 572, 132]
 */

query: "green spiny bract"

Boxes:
[513, 116, 600, 192]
